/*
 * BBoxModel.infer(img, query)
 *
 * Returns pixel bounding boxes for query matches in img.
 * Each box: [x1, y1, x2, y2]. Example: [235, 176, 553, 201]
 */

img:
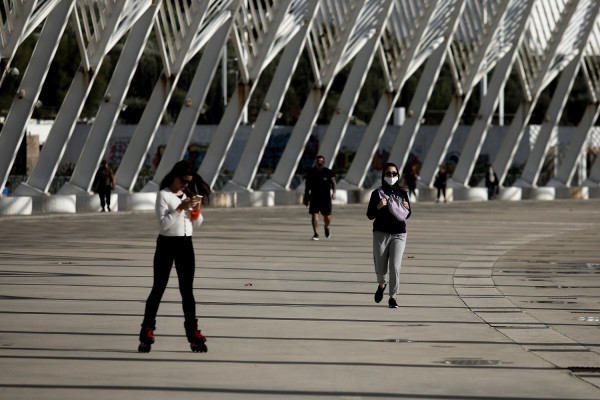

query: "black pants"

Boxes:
[143, 235, 196, 322]
[98, 187, 111, 209]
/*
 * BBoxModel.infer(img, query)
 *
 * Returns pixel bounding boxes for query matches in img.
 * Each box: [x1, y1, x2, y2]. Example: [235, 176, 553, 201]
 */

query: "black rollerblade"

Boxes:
[138, 320, 155, 353]
[184, 318, 207, 353]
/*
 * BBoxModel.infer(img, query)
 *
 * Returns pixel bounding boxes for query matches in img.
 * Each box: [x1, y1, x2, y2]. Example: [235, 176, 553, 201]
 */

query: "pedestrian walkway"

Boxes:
[0, 199, 599, 399]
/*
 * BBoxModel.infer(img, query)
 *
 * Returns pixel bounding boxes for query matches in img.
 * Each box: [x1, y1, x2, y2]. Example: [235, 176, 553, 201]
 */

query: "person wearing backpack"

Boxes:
[366, 163, 411, 308]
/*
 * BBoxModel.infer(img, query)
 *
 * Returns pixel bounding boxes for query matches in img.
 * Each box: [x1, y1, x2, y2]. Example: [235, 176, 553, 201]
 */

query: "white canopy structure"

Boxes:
[1, 0, 599, 214]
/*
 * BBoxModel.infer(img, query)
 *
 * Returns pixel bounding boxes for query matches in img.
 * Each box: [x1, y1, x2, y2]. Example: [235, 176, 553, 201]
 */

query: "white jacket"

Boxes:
[155, 188, 203, 236]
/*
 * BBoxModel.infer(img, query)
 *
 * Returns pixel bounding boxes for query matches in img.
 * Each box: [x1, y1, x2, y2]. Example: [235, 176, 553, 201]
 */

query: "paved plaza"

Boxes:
[0, 199, 599, 399]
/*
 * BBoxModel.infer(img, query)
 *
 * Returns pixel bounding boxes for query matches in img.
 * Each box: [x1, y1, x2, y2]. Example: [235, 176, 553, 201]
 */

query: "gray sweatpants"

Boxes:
[373, 231, 407, 297]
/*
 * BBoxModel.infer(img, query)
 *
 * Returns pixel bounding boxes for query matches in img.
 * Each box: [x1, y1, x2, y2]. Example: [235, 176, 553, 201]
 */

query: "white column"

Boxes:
[59, 4, 160, 194]
[2, 1, 74, 194]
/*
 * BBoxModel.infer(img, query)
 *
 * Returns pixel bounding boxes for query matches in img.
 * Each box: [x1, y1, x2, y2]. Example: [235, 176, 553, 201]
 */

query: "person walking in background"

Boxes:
[138, 160, 211, 353]
[366, 163, 411, 309]
[485, 165, 499, 200]
[434, 164, 448, 203]
[406, 165, 419, 200]
[304, 155, 336, 241]
[92, 160, 115, 212]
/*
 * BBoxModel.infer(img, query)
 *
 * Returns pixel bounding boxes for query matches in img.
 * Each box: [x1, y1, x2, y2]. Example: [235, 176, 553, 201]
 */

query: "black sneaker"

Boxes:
[325, 228, 330, 238]
[388, 298, 398, 308]
[312, 233, 319, 241]
[374, 284, 386, 303]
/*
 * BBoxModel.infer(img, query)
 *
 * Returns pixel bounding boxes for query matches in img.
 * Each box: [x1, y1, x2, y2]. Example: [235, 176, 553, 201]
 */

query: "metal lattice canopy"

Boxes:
[2, 0, 600, 213]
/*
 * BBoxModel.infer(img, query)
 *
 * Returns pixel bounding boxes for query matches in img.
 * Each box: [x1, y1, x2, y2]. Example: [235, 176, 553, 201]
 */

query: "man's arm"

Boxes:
[303, 172, 311, 206]
[330, 172, 336, 200]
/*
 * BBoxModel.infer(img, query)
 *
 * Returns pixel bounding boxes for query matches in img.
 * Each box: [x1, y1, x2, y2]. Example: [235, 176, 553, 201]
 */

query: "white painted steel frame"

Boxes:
[418, 0, 514, 188]
[261, 0, 383, 191]
[0, 0, 73, 193]
[515, 0, 599, 188]
[221, 0, 320, 192]
[493, 0, 579, 185]
[340, 0, 465, 190]
[116, 0, 237, 193]
[3, 0, 600, 205]
[12, 0, 144, 195]
[199, 0, 307, 188]
[449, 0, 536, 188]
[58, 3, 161, 194]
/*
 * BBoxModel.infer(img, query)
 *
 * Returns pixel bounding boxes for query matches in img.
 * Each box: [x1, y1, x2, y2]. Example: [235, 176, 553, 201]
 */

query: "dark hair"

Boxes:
[381, 162, 408, 193]
[160, 160, 211, 204]
[160, 160, 195, 190]
[190, 174, 211, 205]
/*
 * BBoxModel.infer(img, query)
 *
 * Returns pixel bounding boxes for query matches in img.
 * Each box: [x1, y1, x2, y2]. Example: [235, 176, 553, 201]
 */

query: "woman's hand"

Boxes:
[377, 198, 387, 210]
[402, 200, 409, 209]
[177, 197, 199, 213]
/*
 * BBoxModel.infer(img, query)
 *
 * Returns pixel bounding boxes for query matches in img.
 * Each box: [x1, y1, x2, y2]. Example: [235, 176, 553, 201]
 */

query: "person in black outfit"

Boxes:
[434, 164, 448, 203]
[303, 155, 336, 240]
[367, 163, 411, 308]
[92, 160, 115, 212]
[485, 165, 499, 200]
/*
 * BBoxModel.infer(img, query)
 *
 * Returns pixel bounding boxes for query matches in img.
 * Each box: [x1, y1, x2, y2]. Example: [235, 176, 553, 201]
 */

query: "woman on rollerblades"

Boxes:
[138, 160, 210, 353]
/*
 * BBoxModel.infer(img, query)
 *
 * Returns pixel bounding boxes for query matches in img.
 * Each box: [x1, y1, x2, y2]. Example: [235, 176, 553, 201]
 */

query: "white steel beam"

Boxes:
[199, 0, 308, 188]
[340, 0, 465, 189]
[0, 0, 61, 86]
[15, 0, 137, 194]
[144, 20, 234, 191]
[58, 3, 161, 194]
[116, 0, 236, 193]
[221, 0, 320, 192]
[449, 0, 536, 188]
[549, 105, 600, 187]
[0, 0, 74, 194]
[515, 0, 600, 188]
[493, 0, 579, 185]
[316, 0, 394, 174]
[553, 16, 600, 187]
[418, 0, 514, 188]
[260, 0, 382, 191]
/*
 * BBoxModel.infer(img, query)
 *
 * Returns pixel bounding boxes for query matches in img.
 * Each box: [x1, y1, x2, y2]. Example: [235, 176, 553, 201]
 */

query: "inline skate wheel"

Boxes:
[190, 342, 207, 353]
[138, 342, 152, 353]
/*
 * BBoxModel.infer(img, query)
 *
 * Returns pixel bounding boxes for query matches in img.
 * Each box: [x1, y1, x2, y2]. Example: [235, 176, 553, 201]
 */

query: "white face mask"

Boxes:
[384, 176, 398, 186]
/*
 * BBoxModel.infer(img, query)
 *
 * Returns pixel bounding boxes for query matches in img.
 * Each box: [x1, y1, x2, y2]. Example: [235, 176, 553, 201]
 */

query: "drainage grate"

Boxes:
[437, 358, 502, 366]
[574, 316, 600, 322]
[383, 339, 413, 343]
[568, 367, 600, 373]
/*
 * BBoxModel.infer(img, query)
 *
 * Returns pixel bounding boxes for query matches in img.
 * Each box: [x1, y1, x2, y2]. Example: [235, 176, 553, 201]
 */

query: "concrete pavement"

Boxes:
[0, 199, 599, 399]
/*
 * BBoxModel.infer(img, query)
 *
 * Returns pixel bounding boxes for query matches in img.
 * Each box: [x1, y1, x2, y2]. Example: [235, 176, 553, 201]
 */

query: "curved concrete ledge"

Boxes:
[453, 187, 487, 201]
[588, 186, 600, 198]
[236, 191, 275, 207]
[0, 196, 33, 216]
[521, 187, 555, 200]
[32, 195, 76, 214]
[555, 186, 588, 200]
[3, 185, 599, 216]
[274, 190, 303, 206]
[416, 187, 453, 202]
[332, 189, 349, 205]
[76, 194, 118, 212]
[210, 192, 236, 208]
[498, 187, 522, 201]
[118, 193, 156, 211]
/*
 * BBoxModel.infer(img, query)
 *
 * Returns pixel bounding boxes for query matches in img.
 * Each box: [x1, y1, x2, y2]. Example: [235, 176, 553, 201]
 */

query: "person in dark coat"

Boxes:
[93, 160, 115, 212]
